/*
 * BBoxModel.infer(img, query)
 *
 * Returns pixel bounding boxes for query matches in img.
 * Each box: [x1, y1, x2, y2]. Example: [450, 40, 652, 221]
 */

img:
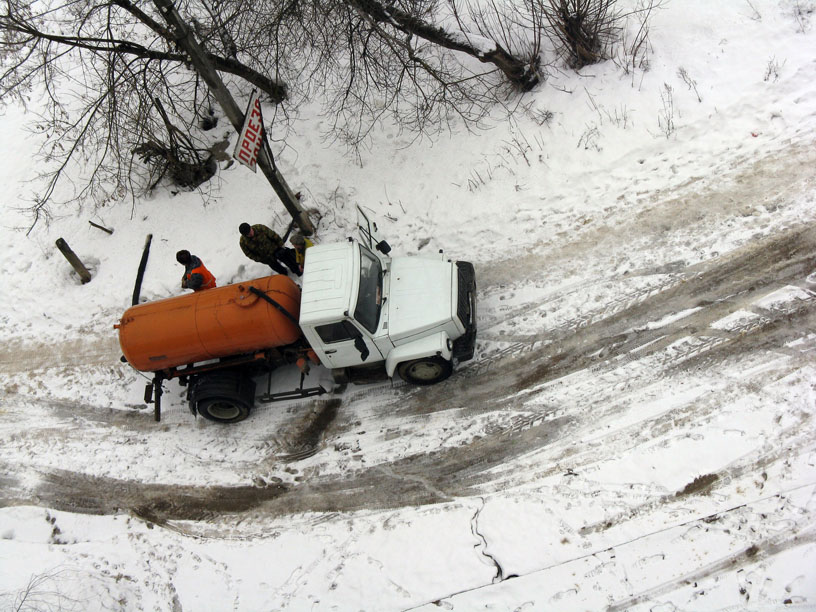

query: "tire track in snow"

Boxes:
[474, 140, 816, 295]
[413, 484, 816, 611]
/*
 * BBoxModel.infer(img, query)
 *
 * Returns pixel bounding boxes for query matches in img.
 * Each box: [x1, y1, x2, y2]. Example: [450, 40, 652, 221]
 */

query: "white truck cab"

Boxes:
[298, 208, 476, 385]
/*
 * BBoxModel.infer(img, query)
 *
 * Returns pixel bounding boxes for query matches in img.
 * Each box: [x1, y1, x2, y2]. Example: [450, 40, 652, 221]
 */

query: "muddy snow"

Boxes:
[2, 1, 816, 610]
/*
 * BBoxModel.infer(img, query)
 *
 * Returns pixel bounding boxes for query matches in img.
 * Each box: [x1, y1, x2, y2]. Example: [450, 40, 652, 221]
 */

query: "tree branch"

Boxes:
[346, 0, 540, 90]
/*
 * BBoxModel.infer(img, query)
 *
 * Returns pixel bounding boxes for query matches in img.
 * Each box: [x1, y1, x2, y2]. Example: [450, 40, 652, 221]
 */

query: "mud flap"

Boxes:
[143, 375, 164, 422]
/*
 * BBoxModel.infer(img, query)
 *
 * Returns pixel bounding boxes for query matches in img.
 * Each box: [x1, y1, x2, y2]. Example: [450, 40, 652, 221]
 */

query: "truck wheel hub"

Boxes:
[205, 401, 241, 420]
[408, 362, 442, 380]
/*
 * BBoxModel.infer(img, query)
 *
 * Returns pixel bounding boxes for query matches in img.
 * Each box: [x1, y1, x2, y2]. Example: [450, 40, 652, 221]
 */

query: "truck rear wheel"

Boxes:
[190, 371, 256, 424]
[397, 356, 452, 386]
[197, 398, 250, 423]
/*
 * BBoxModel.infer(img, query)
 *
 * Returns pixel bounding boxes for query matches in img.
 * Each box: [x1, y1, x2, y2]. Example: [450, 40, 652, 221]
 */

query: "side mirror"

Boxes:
[376, 240, 391, 255]
[354, 336, 370, 361]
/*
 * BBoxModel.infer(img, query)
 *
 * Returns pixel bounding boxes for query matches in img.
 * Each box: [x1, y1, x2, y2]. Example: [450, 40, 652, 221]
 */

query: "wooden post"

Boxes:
[150, 0, 315, 236]
[55, 238, 92, 284]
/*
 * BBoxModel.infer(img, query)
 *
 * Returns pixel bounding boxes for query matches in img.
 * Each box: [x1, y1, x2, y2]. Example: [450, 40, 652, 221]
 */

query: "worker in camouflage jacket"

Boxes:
[239, 222, 301, 276]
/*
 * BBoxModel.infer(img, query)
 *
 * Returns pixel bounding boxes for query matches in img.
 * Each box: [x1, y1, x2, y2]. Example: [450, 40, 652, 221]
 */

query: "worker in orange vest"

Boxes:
[176, 250, 216, 291]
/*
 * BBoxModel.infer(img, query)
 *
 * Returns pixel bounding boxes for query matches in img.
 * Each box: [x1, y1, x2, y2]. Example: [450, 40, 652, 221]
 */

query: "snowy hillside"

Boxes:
[2, 1, 816, 609]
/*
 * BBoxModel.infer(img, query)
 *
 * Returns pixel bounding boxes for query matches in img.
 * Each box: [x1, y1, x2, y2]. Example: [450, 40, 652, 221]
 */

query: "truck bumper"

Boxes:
[453, 261, 477, 363]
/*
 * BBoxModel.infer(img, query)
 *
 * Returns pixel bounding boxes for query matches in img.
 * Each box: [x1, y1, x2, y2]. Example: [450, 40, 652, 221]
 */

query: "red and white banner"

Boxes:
[233, 90, 264, 172]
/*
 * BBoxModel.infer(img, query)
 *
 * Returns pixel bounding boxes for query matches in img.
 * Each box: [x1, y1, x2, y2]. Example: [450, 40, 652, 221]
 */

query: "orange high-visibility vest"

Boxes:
[187, 262, 216, 291]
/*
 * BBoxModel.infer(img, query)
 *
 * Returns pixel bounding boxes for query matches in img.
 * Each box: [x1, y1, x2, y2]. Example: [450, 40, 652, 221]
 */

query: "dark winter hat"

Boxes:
[176, 250, 191, 264]
[290, 234, 305, 246]
[239, 222, 251, 236]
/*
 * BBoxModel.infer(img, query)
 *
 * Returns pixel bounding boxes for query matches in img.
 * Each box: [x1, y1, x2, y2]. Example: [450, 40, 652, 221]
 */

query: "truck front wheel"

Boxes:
[397, 356, 453, 386]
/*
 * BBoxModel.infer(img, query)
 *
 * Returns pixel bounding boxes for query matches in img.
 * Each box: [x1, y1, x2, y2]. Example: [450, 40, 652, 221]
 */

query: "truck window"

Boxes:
[354, 246, 383, 334]
[315, 320, 361, 344]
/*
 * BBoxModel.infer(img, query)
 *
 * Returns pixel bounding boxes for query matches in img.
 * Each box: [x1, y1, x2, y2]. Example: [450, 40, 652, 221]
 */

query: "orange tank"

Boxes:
[117, 275, 302, 372]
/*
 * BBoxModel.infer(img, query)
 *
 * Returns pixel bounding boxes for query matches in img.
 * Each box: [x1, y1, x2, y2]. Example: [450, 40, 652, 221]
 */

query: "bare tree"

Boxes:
[1, 0, 293, 231]
[537, 0, 661, 69]
[2, 0, 665, 232]
[204, 0, 542, 146]
[454, 0, 547, 80]
[538, 0, 619, 67]
[2, 0, 547, 229]
[348, 0, 540, 90]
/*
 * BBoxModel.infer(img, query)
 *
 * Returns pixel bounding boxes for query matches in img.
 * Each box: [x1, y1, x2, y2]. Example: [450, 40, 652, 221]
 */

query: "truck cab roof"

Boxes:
[299, 241, 357, 326]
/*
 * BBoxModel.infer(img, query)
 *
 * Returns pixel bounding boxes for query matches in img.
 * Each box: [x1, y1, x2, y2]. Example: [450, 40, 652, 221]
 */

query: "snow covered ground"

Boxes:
[2, 1, 816, 609]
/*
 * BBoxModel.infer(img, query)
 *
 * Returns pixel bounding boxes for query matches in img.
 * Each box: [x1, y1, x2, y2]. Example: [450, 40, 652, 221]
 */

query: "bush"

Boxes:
[539, 0, 661, 70]
[541, 0, 621, 68]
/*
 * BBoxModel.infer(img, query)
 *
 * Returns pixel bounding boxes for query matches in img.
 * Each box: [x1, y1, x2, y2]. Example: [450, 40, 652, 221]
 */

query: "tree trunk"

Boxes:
[112, 0, 287, 102]
[348, 0, 539, 91]
[151, 0, 314, 235]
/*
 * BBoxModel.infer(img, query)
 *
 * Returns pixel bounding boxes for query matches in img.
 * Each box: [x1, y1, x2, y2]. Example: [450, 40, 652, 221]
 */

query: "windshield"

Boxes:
[354, 246, 383, 333]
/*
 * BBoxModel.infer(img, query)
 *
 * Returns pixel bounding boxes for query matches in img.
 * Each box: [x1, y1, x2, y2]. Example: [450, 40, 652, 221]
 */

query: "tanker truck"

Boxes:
[116, 207, 477, 424]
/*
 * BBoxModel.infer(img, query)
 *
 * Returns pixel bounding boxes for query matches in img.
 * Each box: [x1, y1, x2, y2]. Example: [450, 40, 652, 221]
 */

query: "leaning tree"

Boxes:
[1, 0, 579, 229]
[200, 0, 543, 146]
[1, 0, 293, 230]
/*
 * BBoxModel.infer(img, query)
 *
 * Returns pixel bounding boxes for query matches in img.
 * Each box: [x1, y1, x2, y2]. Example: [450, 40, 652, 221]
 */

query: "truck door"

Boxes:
[312, 319, 384, 368]
[357, 205, 390, 256]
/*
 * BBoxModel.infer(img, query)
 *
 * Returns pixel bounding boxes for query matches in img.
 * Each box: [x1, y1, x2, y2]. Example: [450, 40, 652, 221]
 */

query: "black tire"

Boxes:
[189, 371, 255, 424]
[397, 356, 453, 386]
